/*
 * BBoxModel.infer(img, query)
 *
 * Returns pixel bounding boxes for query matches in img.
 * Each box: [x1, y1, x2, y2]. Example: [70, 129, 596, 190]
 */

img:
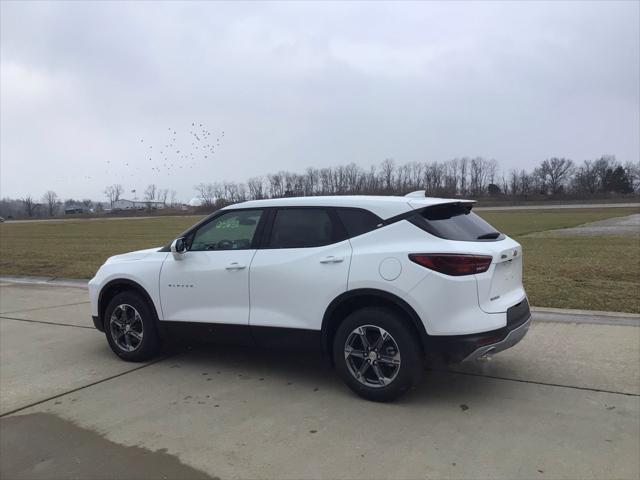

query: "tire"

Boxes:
[104, 291, 160, 362]
[333, 307, 423, 402]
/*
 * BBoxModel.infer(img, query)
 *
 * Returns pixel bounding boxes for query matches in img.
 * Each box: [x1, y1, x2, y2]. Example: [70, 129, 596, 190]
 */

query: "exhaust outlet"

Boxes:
[477, 347, 495, 362]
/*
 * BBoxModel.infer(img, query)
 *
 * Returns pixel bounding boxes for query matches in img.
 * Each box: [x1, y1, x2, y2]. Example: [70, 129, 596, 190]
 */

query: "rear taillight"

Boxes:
[408, 254, 493, 276]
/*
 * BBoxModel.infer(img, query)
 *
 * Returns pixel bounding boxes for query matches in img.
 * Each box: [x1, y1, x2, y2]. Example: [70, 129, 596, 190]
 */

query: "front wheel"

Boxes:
[104, 291, 160, 362]
[333, 307, 423, 402]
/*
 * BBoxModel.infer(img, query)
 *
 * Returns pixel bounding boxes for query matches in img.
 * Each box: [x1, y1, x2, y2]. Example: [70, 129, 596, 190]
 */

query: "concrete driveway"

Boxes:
[0, 282, 639, 480]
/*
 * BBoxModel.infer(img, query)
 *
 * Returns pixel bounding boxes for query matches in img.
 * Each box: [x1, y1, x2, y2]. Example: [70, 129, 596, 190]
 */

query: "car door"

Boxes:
[249, 207, 352, 331]
[159, 209, 264, 325]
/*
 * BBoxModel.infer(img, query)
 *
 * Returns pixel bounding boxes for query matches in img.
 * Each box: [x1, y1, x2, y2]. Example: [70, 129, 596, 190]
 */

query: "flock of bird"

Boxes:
[141, 123, 225, 178]
[48, 123, 225, 195]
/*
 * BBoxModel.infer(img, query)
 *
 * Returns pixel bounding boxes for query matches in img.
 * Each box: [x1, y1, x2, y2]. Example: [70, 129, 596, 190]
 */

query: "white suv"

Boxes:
[89, 193, 530, 401]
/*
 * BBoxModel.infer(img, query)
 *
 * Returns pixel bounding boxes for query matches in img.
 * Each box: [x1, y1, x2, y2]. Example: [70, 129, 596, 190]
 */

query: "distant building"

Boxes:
[65, 206, 86, 215]
[112, 199, 165, 210]
[188, 197, 204, 207]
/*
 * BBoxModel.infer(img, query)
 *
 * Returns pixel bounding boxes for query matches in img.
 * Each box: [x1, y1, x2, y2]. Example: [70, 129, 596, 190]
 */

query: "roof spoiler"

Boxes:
[381, 200, 476, 227]
[405, 190, 426, 198]
[404, 191, 477, 206]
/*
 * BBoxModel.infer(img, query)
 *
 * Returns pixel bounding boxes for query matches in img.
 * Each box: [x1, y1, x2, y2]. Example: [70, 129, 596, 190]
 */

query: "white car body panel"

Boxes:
[89, 249, 168, 319]
[249, 240, 352, 329]
[159, 249, 256, 325]
[346, 220, 526, 335]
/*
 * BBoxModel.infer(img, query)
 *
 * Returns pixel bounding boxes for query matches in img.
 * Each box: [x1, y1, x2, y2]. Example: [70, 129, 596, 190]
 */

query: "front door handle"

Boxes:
[225, 262, 246, 270]
[320, 256, 344, 264]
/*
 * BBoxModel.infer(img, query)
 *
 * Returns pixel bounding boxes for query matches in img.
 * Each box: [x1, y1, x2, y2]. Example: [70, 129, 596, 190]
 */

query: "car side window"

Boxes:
[269, 208, 336, 248]
[189, 210, 262, 251]
[336, 208, 381, 238]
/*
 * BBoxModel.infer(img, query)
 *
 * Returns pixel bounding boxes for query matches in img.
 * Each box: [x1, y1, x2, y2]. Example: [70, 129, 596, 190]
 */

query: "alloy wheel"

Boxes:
[109, 304, 144, 352]
[344, 325, 401, 388]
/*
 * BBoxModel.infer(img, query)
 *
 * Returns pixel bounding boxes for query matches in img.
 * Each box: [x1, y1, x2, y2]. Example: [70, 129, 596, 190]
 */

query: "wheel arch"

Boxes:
[97, 279, 159, 330]
[321, 289, 429, 359]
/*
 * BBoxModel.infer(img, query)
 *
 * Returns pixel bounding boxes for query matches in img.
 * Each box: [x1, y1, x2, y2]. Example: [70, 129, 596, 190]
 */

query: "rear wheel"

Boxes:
[104, 291, 159, 362]
[333, 307, 422, 402]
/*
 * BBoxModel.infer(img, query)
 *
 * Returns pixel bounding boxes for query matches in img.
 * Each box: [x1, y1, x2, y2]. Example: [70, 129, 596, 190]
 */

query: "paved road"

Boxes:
[531, 213, 640, 237]
[0, 283, 639, 479]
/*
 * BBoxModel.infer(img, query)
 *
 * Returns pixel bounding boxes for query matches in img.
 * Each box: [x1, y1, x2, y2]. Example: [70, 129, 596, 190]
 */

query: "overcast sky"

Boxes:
[1, 1, 638, 201]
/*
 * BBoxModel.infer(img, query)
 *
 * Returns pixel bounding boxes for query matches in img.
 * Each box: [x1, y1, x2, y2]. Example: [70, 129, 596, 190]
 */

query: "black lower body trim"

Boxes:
[251, 326, 322, 352]
[92, 315, 104, 332]
[507, 298, 531, 328]
[156, 321, 322, 351]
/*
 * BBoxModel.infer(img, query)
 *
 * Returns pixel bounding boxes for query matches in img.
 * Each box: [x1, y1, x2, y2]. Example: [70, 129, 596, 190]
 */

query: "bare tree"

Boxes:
[409, 162, 424, 191]
[573, 160, 600, 194]
[625, 160, 640, 193]
[21, 195, 36, 217]
[509, 170, 519, 196]
[194, 183, 216, 206]
[303, 168, 319, 196]
[158, 188, 169, 206]
[380, 158, 395, 193]
[363, 165, 379, 194]
[319, 168, 333, 195]
[500, 173, 508, 196]
[247, 177, 265, 200]
[339, 163, 360, 194]
[104, 184, 123, 207]
[395, 163, 412, 193]
[169, 190, 177, 206]
[42, 191, 60, 217]
[144, 184, 157, 209]
[424, 162, 445, 195]
[519, 170, 532, 197]
[538, 158, 574, 195]
[223, 182, 242, 202]
[459, 157, 468, 195]
[267, 172, 285, 198]
[442, 159, 458, 195]
[469, 157, 490, 195]
[593, 155, 616, 185]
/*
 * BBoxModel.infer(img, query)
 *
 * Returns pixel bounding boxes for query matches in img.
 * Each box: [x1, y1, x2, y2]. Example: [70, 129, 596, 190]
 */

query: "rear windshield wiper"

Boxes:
[477, 232, 501, 240]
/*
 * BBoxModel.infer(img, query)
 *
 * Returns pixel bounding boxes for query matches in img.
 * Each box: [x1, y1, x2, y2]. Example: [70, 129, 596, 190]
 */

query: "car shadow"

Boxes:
[161, 339, 509, 405]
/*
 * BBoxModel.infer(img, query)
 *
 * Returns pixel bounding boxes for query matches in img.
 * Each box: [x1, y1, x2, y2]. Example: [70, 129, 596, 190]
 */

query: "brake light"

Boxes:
[409, 254, 493, 276]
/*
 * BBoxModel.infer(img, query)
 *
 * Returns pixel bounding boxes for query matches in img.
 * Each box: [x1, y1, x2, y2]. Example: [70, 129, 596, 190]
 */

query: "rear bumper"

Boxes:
[462, 316, 530, 362]
[432, 298, 531, 363]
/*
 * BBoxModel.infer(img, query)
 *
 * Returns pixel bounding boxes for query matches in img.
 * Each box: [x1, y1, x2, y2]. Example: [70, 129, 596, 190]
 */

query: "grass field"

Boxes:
[0, 207, 638, 313]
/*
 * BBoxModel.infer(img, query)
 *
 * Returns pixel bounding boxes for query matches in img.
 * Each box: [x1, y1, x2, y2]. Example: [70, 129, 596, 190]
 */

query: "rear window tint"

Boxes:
[336, 208, 381, 238]
[409, 203, 504, 242]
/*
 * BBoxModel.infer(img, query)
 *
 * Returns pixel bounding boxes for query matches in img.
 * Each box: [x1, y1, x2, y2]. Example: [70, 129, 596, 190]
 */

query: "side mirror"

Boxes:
[171, 237, 187, 259]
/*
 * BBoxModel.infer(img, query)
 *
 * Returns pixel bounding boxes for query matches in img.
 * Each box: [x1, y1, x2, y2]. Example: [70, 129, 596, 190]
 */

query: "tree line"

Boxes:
[193, 155, 639, 207]
[1, 155, 638, 218]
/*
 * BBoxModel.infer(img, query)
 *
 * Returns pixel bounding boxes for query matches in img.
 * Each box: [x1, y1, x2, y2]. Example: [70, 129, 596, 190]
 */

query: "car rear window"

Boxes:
[408, 203, 505, 242]
[336, 208, 381, 238]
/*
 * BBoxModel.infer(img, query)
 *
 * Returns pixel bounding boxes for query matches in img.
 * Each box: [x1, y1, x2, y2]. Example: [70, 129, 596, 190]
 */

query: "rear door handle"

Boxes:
[225, 262, 246, 270]
[320, 256, 344, 264]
